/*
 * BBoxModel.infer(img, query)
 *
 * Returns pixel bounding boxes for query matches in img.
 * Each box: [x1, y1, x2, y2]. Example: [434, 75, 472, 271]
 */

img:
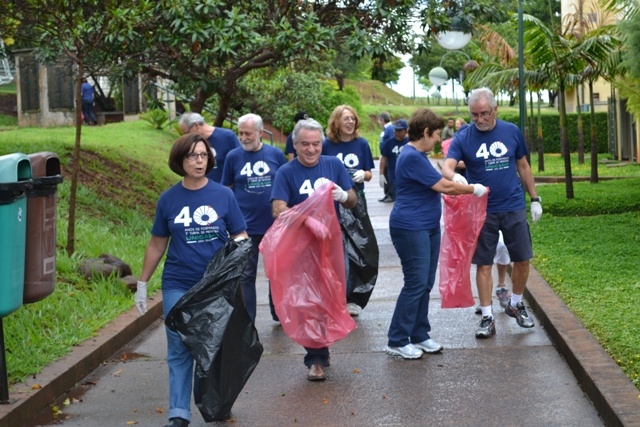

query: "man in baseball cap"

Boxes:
[379, 119, 409, 202]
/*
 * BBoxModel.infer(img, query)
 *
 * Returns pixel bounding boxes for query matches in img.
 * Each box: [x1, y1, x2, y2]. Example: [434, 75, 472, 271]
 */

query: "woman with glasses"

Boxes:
[322, 105, 375, 317]
[136, 133, 248, 427]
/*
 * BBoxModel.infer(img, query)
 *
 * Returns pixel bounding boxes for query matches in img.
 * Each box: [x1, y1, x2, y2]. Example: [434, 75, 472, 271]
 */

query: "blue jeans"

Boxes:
[241, 235, 277, 322]
[302, 234, 348, 367]
[163, 288, 196, 423]
[387, 227, 441, 347]
[81, 99, 97, 124]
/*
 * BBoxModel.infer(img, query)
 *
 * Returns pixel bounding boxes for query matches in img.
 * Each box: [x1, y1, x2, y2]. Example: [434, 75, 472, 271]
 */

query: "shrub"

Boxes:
[140, 109, 170, 130]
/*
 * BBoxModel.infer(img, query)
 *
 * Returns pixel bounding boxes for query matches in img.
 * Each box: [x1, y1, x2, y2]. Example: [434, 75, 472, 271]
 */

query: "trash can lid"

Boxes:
[0, 153, 31, 183]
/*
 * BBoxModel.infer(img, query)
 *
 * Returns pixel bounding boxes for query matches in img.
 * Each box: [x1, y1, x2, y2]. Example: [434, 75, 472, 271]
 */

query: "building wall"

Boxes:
[561, 0, 638, 162]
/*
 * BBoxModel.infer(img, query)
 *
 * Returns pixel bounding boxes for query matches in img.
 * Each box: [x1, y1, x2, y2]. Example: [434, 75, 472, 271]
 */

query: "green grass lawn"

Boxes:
[0, 100, 638, 391]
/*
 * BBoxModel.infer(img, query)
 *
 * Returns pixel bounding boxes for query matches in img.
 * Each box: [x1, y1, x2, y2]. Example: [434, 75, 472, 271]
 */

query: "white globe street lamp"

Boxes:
[435, 31, 472, 51]
[428, 66, 448, 87]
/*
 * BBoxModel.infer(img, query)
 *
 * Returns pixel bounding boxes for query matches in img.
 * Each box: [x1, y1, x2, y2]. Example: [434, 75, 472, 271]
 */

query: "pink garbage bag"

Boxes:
[439, 191, 489, 308]
[259, 182, 356, 348]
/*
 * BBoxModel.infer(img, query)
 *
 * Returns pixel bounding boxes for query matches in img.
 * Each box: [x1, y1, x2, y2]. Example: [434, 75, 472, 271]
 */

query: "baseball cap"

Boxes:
[393, 119, 408, 130]
[294, 111, 308, 123]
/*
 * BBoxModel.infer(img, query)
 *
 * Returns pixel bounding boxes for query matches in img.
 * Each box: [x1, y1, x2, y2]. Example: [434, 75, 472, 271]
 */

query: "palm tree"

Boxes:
[465, 23, 548, 170]
[523, 14, 614, 199]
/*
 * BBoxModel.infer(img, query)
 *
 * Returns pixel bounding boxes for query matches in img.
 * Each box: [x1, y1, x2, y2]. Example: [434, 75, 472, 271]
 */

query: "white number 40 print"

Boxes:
[174, 205, 219, 227]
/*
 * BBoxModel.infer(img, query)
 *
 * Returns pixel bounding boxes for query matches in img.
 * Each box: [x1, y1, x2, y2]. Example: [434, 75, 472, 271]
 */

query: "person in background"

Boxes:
[271, 118, 357, 381]
[285, 111, 308, 161]
[136, 133, 248, 427]
[441, 118, 456, 140]
[386, 107, 487, 359]
[378, 112, 395, 202]
[455, 117, 467, 131]
[379, 119, 409, 202]
[222, 113, 287, 323]
[323, 104, 375, 317]
[178, 112, 240, 183]
[475, 231, 512, 314]
[442, 87, 542, 339]
[81, 78, 98, 126]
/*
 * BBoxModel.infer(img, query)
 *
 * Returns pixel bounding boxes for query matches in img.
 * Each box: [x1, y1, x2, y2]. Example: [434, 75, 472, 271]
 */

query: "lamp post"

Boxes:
[518, 0, 526, 134]
[428, 50, 471, 115]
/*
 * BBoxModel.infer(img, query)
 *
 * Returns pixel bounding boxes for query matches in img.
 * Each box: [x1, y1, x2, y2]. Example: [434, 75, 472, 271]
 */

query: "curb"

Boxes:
[525, 267, 640, 427]
[2, 269, 640, 427]
[0, 296, 163, 427]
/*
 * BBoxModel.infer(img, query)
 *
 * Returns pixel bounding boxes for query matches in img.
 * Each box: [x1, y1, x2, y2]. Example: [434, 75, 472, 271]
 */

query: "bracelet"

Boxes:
[530, 197, 540, 203]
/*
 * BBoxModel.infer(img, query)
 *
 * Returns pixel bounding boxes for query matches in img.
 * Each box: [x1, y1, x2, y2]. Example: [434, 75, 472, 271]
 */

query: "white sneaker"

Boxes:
[347, 303, 361, 317]
[413, 339, 443, 353]
[385, 343, 423, 359]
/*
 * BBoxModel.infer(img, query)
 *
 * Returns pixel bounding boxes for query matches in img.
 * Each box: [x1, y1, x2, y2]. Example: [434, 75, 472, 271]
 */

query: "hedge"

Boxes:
[456, 112, 610, 154]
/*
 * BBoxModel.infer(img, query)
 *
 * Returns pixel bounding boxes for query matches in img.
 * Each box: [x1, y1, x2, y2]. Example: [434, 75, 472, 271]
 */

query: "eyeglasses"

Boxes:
[470, 107, 494, 120]
[342, 116, 356, 123]
[185, 152, 208, 161]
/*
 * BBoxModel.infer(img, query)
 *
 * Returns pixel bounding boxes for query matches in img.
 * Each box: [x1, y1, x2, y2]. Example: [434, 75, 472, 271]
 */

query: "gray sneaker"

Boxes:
[505, 302, 535, 328]
[475, 316, 496, 338]
[495, 287, 510, 308]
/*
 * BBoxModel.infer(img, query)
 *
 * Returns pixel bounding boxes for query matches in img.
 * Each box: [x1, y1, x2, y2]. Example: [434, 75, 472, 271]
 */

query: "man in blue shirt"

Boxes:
[442, 88, 543, 339]
[271, 118, 356, 382]
[81, 78, 97, 125]
[379, 119, 409, 202]
[378, 112, 395, 202]
[222, 113, 287, 322]
[179, 112, 240, 183]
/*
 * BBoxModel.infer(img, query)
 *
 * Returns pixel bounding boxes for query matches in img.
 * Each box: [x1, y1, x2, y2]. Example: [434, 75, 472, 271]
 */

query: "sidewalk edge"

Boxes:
[0, 297, 163, 427]
[526, 267, 640, 427]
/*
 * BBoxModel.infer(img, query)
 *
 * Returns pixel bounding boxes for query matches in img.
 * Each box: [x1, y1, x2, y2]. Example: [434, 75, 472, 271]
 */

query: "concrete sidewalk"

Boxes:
[2, 161, 640, 427]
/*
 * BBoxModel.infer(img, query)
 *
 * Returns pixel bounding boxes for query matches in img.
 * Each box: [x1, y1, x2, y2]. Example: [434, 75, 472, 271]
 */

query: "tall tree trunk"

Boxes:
[189, 88, 208, 115]
[529, 91, 535, 160]
[576, 88, 585, 164]
[215, 86, 233, 128]
[559, 84, 574, 199]
[67, 66, 84, 256]
[589, 79, 599, 183]
[537, 91, 545, 172]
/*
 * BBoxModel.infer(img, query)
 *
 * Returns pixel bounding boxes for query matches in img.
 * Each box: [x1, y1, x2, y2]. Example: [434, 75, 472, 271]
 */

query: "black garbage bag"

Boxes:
[165, 238, 263, 422]
[339, 192, 379, 309]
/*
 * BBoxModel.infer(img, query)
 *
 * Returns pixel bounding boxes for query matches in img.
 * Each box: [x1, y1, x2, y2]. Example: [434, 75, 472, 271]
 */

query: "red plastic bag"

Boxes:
[439, 191, 489, 308]
[259, 182, 356, 348]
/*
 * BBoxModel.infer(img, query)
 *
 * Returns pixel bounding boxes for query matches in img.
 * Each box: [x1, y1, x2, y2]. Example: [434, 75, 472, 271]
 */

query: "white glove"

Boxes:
[379, 173, 387, 188]
[472, 183, 488, 197]
[530, 198, 543, 222]
[135, 281, 147, 315]
[453, 173, 468, 185]
[352, 169, 365, 183]
[331, 183, 349, 203]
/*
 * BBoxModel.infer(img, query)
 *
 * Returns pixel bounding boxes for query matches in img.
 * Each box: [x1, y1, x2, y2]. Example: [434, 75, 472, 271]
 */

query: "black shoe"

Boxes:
[164, 417, 189, 427]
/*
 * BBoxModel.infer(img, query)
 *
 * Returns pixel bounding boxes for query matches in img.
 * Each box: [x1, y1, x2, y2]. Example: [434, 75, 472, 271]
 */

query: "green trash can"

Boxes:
[24, 152, 63, 304]
[0, 153, 32, 318]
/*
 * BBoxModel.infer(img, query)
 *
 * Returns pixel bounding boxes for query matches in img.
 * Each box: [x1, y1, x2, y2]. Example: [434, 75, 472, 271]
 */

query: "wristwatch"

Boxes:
[530, 197, 541, 202]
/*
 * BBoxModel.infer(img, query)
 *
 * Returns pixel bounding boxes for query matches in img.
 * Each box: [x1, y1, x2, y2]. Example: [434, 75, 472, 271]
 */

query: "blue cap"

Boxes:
[393, 119, 408, 130]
